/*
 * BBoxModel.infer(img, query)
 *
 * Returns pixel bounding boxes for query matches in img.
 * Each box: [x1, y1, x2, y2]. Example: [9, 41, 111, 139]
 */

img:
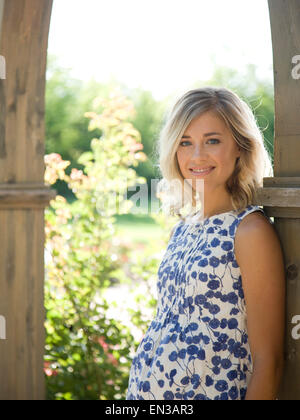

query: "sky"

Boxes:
[48, 0, 274, 101]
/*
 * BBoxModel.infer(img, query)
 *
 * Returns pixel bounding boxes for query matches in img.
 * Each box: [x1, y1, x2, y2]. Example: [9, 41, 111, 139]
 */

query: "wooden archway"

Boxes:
[0, 0, 55, 399]
[263, 0, 300, 400]
[0, 0, 299, 400]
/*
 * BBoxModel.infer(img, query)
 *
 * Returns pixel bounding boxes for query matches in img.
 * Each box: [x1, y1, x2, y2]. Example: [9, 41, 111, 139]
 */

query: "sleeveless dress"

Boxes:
[126, 204, 268, 401]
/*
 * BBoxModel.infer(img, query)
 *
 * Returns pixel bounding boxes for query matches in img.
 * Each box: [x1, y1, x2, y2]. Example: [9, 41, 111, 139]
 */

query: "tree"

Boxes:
[127, 89, 167, 199]
[46, 55, 167, 201]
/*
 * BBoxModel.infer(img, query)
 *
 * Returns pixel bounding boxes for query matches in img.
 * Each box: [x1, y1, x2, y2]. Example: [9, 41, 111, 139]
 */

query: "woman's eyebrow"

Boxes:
[181, 132, 222, 138]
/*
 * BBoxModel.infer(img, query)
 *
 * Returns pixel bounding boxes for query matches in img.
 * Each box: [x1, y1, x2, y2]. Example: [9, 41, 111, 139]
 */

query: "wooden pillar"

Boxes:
[253, 0, 300, 400]
[0, 0, 55, 400]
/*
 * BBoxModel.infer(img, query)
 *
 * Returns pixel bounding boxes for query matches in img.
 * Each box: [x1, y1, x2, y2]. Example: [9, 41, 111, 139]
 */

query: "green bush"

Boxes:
[44, 91, 171, 400]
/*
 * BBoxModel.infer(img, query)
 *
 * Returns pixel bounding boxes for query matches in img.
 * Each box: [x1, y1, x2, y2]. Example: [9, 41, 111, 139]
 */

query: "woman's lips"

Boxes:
[189, 167, 215, 176]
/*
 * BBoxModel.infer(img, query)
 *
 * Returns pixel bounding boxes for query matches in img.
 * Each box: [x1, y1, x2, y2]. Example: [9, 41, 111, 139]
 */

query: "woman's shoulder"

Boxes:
[235, 207, 281, 261]
[232, 205, 271, 230]
[237, 206, 272, 230]
[234, 207, 285, 301]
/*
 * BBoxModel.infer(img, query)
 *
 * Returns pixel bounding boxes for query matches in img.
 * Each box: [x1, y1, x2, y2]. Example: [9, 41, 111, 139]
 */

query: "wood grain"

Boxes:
[0, 0, 54, 400]
[268, 0, 300, 400]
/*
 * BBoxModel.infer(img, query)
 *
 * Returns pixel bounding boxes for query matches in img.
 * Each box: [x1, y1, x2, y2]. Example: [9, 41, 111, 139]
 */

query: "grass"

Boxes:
[114, 213, 163, 244]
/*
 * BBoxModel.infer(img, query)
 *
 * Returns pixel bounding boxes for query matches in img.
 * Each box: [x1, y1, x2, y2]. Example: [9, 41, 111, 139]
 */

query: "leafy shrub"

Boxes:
[44, 90, 167, 400]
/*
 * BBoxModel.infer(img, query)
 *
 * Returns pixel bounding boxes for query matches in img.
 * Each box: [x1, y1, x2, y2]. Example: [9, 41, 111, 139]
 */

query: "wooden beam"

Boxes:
[0, 0, 54, 400]
[268, 0, 300, 175]
[0, 184, 56, 209]
[268, 0, 300, 400]
[257, 187, 300, 208]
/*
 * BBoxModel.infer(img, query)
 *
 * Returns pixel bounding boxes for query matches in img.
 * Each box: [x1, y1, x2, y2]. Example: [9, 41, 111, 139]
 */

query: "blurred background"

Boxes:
[44, 0, 275, 400]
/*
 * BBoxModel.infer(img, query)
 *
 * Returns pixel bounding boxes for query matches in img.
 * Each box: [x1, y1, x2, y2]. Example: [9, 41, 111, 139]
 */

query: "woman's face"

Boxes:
[176, 110, 240, 195]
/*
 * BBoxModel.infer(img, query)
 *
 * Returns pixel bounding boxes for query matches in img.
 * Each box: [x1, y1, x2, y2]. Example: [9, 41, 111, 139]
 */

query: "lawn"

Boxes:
[114, 213, 164, 244]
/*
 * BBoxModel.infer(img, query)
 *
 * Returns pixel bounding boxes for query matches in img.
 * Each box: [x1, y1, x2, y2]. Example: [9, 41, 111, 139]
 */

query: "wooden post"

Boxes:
[252, 0, 300, 400]
[0, 0, 55, 400]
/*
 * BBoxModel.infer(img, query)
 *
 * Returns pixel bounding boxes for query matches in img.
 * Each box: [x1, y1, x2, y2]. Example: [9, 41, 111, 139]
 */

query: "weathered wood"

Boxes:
[0, 210, 46, 398]
[264, 177, 300, 188]
[269, 1, 300, 175]
[255, 187, 300, 207]
[0, 184, 56, 209]
[0, 1, 4, 40]
[268, 0, 300, 400]
[253, 178, 300, 218]
[262, 207, 300, 219]
[0, 0, 54, 400]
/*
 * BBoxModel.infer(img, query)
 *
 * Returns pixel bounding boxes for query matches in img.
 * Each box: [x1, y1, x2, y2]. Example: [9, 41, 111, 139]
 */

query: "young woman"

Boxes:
[126, 87, 286, 400]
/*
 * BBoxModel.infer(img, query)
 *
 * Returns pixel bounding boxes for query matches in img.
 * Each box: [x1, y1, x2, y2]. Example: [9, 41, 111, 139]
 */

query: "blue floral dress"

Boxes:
[126, 205, 267, 400]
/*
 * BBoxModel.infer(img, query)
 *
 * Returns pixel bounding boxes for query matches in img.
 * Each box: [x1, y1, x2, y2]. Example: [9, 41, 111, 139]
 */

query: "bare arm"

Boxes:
[235, 213, 286, 400]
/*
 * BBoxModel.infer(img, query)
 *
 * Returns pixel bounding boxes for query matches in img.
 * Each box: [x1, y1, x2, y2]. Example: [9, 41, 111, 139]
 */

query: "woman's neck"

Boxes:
[192, 190, 234, 219]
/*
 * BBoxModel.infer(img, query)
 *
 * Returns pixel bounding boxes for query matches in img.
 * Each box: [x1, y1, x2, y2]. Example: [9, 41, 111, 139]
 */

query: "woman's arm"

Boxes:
[235, 212, 286, 400]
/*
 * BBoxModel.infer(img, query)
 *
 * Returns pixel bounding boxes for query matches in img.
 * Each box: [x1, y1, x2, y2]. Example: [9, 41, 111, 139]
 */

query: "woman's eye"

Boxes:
[179, 141, 190, 146]
[179, 139, 220, 146]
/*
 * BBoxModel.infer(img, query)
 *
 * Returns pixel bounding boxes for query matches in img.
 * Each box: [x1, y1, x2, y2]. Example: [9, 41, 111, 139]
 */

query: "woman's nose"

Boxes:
[191, 144, 208, 159]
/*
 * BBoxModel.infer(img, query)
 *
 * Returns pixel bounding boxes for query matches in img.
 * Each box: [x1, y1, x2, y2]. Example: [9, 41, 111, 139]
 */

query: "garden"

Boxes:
[43, 59, 274, 400]
[43, 91, 177, 400]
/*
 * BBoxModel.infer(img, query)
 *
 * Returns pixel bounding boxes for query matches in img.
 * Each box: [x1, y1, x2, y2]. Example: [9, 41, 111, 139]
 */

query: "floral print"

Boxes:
[126, 205, 266, 400]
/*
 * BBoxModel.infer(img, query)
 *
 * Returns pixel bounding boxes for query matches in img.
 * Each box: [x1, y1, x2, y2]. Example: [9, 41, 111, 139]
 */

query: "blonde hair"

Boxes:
[154, 86, 273, 218]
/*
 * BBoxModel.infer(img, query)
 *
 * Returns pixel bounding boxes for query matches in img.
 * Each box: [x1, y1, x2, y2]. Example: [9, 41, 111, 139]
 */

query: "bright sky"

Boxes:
[48, 0, 273, 101]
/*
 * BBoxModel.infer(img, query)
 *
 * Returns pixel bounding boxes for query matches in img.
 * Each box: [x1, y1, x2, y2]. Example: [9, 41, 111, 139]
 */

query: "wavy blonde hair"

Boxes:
[154, 86, 273, 218]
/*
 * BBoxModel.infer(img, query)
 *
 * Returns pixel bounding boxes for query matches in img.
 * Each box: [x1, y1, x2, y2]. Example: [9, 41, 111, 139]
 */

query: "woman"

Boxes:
[126, 87, 285, 400]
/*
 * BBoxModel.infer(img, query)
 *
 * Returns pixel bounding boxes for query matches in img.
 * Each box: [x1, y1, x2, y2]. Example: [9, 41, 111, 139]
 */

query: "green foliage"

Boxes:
[45, 55, 167, 200]
[127, 89, 167, 189]
[44, 92, 165, 400]
[45, 55, 125, 199]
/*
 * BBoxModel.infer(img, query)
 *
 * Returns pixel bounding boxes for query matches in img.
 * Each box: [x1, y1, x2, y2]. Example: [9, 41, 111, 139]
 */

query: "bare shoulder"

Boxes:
[235, 210, 283, 264]
[236, 210, 275, 238]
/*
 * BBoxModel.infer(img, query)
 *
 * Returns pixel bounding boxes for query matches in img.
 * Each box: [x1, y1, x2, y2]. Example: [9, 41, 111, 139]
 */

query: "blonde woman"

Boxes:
[126, 87, 285, 400]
